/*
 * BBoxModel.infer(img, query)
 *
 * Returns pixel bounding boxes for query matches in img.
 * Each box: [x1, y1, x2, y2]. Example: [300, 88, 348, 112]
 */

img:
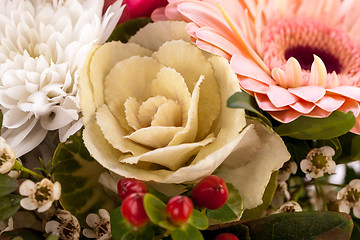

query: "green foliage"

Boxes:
[144, 193, 167, 224]
[275, 111, 356, 140]
[170, 224, 203, 240]
[336, 133, 360, 164]
[245, 211, 353, 240]
[107, 18, 152, 43]
[227, 91, 272, 126]
[207, 204, 238, 223]
[0, 174, 19, 197]
[241, 171, 278, 221]
[52, 131, 117, 227]
[0, 194, 21, 220]
[0, 228, 44, 240]
[188, 210, 208, 230]
[204, 211, 353, 240]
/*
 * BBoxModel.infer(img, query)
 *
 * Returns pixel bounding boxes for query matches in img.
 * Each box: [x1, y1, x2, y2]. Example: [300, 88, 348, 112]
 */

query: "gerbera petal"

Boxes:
[305, 107, 332, 118]
[288, 86, 326, 102]
[255, 93, 291, 111]
[327, 86, 360, 102]
[239, 78, 270, 94]
[290, 101, 316, 114]
[230, 54, 275, 85]
[195, 38, 231, 60]
[267, 85, 299, 108]
[268, 109, 303, 123]
[315, 95, 346, 112]
[308, 55, 327, 87]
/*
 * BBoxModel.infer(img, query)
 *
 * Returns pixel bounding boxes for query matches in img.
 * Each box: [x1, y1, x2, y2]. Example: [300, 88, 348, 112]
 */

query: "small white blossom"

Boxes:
[277, 160, 297, 182]
[19, 178, 61, 212]
[307, 185, 339, 211]
[337, 179, 360, 218]
[0, 136, 16, 174]
[0, 217, 13, 235]
[83, 209, 111, 240]
[300, 146, 336, 178]
[276, 201, 302, 213]
[271, 181, 291, 209]
[45, 210, 80, 240]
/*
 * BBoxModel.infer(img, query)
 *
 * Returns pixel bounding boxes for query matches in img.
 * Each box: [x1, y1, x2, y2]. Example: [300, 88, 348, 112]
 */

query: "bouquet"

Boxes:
[0, 0, 359, 239]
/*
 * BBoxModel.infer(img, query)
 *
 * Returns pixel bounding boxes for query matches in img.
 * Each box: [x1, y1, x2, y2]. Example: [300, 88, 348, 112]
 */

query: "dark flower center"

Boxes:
[284, 46, 342, 74]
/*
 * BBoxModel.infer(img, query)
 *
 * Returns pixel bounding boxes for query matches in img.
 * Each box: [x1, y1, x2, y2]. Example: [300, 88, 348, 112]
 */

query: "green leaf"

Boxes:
[188, 209, 208, 230]
[241, 171, 278, 221]
[0, 194, 21, 220]
[244, 211, 353, 240]
[52, 131, 117, 226]
[171, 224, 204, 240]
[226, 183, 244, 219]
[336, 133, 358, 164]
[227, 92, 272, 126]
[0, 174, 19, 197]
[283, 138, 311, 165]
[351, 218, 360, 240]
[275, 111, 356, 140]
[46, 234, 59, 240]
[0, 228, 44, 240]
[351, 135, 360, 162]
[107, 18, 152, 43]
[144, 193, 167, 224]
[122, 225, 155, 240]
[110, 207, 132, 240]
[207, 204, 237, 223]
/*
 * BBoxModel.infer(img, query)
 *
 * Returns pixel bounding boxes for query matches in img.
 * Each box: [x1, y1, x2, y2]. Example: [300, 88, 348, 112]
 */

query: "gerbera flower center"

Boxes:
[261, 18, 360, 88]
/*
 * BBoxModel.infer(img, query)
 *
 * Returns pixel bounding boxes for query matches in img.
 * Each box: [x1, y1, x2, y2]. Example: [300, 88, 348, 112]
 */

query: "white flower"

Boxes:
[337, 179, 360, 218]
[19, 178, 61, 212]
[0, 136, 16, 174]
[300, 146, 336, 178]
[45, 210, 80, 240]
[276, 201, 302, 213]
[277, 160, 297, 182]
[0, 0, 124, 157]
[307, 185, 339, 211]
[271, 181, 291, 209]
[83, 209, 111, 240]
[0, 217, 13, 235]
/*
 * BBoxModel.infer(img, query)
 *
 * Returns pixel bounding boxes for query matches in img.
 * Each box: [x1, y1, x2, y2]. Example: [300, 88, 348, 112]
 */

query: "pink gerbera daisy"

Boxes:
[154, 0, 360, 134]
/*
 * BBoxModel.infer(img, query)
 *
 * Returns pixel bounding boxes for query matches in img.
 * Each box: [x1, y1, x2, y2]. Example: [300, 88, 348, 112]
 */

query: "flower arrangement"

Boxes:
[0, 0, 359, 240]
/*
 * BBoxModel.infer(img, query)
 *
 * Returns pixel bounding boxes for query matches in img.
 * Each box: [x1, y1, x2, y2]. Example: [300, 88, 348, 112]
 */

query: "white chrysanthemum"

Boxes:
[0, 0, 124, 157]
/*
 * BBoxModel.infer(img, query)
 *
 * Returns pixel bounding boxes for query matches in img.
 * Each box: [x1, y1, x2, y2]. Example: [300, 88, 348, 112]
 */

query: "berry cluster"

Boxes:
[117, 175, 238, 239]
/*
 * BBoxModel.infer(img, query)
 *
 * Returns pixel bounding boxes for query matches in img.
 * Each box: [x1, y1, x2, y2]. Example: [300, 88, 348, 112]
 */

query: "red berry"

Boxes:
[117, 178, 147, 201]
[214, 233, 239, 240]
[191, 175, 228, 210]
[121, 193, 148, 227]
[166, 196, 193, 225]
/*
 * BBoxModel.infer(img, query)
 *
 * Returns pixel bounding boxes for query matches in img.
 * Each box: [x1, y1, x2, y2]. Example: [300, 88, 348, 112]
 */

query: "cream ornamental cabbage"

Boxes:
[0, 0, 124, 157]
[80, 21, 290, 209]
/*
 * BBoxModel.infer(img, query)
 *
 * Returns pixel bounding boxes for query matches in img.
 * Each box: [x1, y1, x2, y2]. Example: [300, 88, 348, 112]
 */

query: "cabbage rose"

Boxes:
[79, 21, 290, 209]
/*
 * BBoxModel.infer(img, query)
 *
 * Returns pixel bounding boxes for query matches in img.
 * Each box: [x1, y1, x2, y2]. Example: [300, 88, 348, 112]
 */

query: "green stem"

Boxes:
[12, 159, 44, 179]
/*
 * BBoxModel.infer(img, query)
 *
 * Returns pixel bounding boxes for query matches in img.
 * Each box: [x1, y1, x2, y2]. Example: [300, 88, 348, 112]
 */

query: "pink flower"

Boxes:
[158, 0, 360, 134]
[104, 0, 168, 23]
